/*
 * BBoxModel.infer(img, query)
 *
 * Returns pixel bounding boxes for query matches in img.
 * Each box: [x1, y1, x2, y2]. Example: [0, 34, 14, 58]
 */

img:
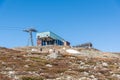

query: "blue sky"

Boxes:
[0, 0, 120, 52]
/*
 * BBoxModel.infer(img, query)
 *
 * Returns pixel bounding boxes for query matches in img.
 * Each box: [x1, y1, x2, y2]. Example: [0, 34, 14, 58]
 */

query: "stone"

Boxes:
[24, 65, 29, 68]
[83, 72, 89, 76]
[90, 75, 95, 78]
[80, 61, 85, 65]
[46, 64, 53, 67]
[102, 62, 108, 67]
[31, 48, 38, 52]
[47, 53, 58, 59]
[79, 77, 88, 80]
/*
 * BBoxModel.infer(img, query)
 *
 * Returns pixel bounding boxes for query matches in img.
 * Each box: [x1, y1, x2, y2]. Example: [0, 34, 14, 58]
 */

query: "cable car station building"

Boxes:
[37, 31, 70, 46]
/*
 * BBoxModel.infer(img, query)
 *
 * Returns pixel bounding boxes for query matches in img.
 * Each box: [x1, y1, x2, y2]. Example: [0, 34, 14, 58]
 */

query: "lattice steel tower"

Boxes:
[23, 28, 37, 46]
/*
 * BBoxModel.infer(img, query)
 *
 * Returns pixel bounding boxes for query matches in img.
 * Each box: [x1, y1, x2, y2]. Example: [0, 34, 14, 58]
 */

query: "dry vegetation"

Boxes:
[0, 46, 120, 80]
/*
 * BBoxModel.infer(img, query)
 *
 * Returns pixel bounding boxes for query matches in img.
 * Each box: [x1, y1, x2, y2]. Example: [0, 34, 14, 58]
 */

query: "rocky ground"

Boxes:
[0, 46, 120, 80]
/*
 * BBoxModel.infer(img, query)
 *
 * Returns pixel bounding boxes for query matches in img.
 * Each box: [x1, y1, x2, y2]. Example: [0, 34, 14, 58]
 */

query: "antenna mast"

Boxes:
[23, 28, 37, 46]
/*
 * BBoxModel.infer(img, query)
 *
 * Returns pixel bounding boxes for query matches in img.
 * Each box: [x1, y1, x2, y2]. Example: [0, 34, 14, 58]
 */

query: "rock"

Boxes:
[24, 65, 29, 68]
[63, 47, 66, 50]
[92, 78, 98, 80]
[31, 48, 38, 52]
[14, 75, 19, 80]
[47, 53, 58, 59]
[102, 62, 108, 67]
[8, 71, 15, 78]
[46, 64, 52, 67]
[5, 67, 13, 71]
[83, 72, 89, 76]
[90, 75, 95, 78]
[49, 49, 53, 52]
[66, 76, 72, 80]
[80, 61, 85, 65]
[112, 74, 120, 79]
[79, 77, 89, 80]
[1, 61, 6, 65]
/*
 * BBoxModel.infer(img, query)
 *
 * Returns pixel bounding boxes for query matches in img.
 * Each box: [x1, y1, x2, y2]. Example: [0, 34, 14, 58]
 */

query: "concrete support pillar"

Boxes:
[37, 39, 42, 46]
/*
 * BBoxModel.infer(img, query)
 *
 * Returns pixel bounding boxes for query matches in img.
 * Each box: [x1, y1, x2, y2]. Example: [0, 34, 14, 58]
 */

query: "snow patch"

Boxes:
[66, 49, 81, 54]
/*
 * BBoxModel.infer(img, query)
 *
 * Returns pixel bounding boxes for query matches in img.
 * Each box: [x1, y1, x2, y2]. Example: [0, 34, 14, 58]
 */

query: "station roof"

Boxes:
[36, 31, 65, 41]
